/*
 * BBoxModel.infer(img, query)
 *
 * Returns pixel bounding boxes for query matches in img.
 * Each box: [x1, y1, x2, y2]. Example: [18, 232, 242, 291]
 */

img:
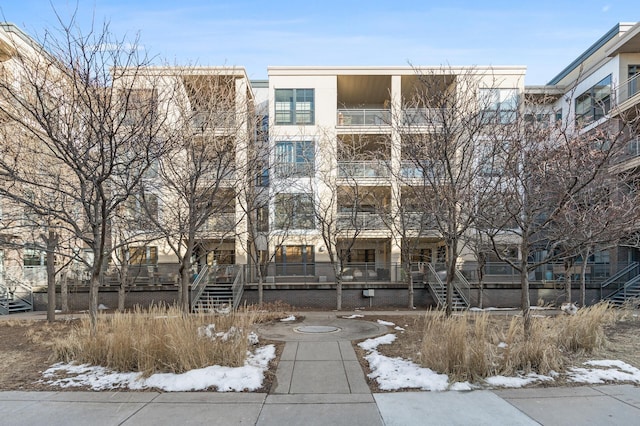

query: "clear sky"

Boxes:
[0, 1, 637, 84]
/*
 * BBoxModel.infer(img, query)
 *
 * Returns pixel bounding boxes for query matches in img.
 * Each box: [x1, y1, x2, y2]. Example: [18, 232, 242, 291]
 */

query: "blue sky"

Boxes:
[0, 1, 636, 84]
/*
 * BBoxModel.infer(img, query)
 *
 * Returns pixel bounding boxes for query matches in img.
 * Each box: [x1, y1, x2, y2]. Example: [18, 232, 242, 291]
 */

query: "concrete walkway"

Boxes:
[2, 311, 640, 424]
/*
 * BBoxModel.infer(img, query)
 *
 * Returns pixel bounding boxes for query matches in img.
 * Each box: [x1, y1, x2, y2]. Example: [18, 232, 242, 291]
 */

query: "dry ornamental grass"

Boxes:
[52, 305, 264, 376]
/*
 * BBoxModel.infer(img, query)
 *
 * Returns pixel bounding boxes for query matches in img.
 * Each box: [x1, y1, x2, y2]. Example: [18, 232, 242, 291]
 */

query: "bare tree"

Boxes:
[397, 67, 502, 315]
[137, 69, 252, 314]
[0, 18, 168, 329]
[480, 106, 626, 336]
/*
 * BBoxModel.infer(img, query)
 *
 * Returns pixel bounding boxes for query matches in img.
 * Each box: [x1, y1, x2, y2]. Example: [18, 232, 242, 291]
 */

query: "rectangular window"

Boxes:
[129, 246, 158, 265]
[479, 88, 518, 124]
[629, 65, 640, 98]
[275, 245, 315, 275]
[575, 75, 611, 125]
[275, 89, 314, 125]
[24, 247, 45, 266]
[275, 141, 314, 177]
[274, 193, 315, 230]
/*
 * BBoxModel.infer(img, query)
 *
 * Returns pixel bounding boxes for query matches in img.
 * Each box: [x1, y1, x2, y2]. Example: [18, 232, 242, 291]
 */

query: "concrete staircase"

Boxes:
[192, 282, 234, 312]
[601, 262, 640, 307]
[0, 283, 33, 315]
[191, 265, 243, 313]
[418, 263, 469, 311]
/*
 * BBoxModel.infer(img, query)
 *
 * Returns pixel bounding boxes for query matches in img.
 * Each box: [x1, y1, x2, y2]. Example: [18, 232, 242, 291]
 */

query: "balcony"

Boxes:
[191, 110, 236, 129]
[337, 212, 388, 230]
[337, 109, 390, 126]
[338, 161, 389, 179]
[404, 212, 437, 230]
[273, 162, 314, 179]
[402, 108, 445, 126]
[201, 213, 236, 234]
[616, 73, 640, 106]
[612, 137, 640, 166]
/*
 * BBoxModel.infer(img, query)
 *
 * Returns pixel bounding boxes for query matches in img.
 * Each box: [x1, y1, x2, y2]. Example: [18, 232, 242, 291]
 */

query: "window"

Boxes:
[275, 245, 315, 275]
[436, 246, 446, 263]
[275, 141, 314, 177]
[129, 246, 158, 265]
[479, 88, 518, 124]
[629, 65, 640, 98]
[24, 247, 45, 266]
[275, 89, 314, 125]
[524, 113, 550, 128]
[575, 75, 611, 125]
[274, 193, 315, 230]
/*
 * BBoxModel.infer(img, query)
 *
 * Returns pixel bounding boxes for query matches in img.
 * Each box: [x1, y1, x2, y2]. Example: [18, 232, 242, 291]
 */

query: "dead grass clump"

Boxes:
[498, 316, 563, 375]
[416, 304, 616, 381]
[557, 302, 615, 353]
[53, 305, 260, 376]
[419, 311, 495, 381]
[241, 301, 295, 323]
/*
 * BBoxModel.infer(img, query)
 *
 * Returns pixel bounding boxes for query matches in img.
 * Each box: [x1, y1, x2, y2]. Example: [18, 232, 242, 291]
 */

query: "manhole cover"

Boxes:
[294, 325, 341, 334]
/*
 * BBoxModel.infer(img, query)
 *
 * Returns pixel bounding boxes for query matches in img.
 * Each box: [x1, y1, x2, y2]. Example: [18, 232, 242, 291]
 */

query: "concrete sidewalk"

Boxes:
[2, 385, 640, 425]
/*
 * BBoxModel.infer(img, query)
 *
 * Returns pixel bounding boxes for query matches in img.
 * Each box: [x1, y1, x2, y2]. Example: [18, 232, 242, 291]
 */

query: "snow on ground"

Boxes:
[358, 334, 450, 391]
[469, 307, 518, 312]
[569, 360, 640, 384]
[394, 326, 405, 331]
[41, 345, 276, 392]
[342, 314, 364, 319]
[377, 319, 395, 326]
[485, 372, 556, 388]
[280, 315, 296, 322]
[358, 334, 640, 391]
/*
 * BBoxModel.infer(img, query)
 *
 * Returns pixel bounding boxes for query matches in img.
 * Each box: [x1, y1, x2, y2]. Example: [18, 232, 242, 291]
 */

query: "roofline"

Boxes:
[0, 22, 50, 59]
[268, 65, 526, 76]
[547, 23, 624, 85]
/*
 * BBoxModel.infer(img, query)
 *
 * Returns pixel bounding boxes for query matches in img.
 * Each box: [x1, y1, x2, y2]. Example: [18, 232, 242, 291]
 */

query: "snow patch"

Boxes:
[280, 315, 296, 322]
[485, 373, 554, 388]
[377, 319, 395, 326]
[569, 360, 640, 384]
[42, 345, 276, 392]
[342, 314, 364, 319]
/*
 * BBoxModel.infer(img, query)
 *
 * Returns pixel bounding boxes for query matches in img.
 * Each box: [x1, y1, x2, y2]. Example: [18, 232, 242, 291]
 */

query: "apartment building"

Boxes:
[2, 21, 640, 313]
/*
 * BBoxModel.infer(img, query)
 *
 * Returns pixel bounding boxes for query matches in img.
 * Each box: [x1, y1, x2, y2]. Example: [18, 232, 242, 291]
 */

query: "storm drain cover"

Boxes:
[294, 325, 341, 334]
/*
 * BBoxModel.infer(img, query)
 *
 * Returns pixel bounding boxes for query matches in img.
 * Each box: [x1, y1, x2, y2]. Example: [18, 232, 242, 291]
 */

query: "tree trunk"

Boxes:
[45, 230, 58, 322]
[406, 261, 414, 309]
[580, 247, 591, 307]
[520, 256, 531, 339]
[564, 258, 573, 304]
[336, 276, 343, 311]
[180, 241, 195, 314]
[89, 270, 100, 334]
[477, 262, 485, 309]
[60, 271, 68, 313]
[445, 241, 458, 317]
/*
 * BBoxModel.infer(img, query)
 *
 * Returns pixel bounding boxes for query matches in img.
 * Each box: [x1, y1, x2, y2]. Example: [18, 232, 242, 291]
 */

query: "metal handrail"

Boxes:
[600, 262, 639, 298]
[425, 263, 446, 308]
[453, 269, 471, 306]
[337, 108, 391, 126]
[0, 284, 8, 315]
[190, 265, 210, 308]
[616, 73, 640, 105]
[337, 161, 390, 178]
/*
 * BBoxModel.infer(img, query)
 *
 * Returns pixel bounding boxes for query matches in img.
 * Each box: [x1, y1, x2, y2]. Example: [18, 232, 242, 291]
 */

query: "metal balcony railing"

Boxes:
[402, 108, 445, 126]
[616, 73, 640, 105]
[273, 162, 314, 178]
[337, 161, 390, 179]
[337, 109, 391, 126]
[201, 213, 236, 233]
[337, 212, 388, 230]
[191, 110, 236, 128]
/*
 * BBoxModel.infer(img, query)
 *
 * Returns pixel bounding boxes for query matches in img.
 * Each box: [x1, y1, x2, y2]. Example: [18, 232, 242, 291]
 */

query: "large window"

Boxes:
[275, 141, 314, 177]
[575, 75, 611, 125]
[275, 89, 314, 125]
[275, 245, 315, 275]
[479, 88, 518, 124]
[129, 246, 158, 265]
[274, 193, 314, 230]
[128, 192, 158, 230]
